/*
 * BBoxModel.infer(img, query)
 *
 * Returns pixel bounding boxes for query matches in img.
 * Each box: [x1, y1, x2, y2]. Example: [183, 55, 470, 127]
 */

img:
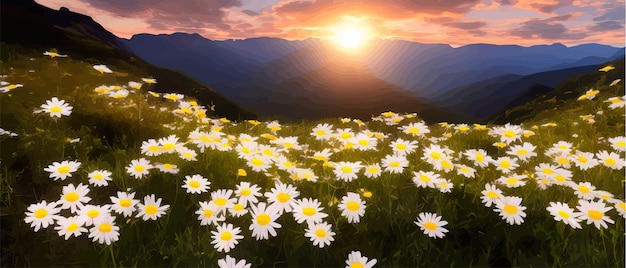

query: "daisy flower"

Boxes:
[338, 192, 366, 223]
[576, 200, 614, 229]
[333, 161, 363, 182]
[610, 199, 626, 218]
[58, 183, 91, 213]
[506, 142, 537, 162]
[44, 160, 81, 181]
[399, 122, 430, 137]
[551, 168, 573, 186]
[311, 123, 334, 141]
[136, 194, 170, 221]
[272, 136, 302, 151]
[432, 157, 455, 173]
[266, 121, 282, 132]
[412, 171, 440, 189]
[494, 196, 527, 225]
[246, 155, 272, 172]
[414, 212, 449, 238]
[39, 97, 73, 118]
[88, 169, 113, 187]
[435, 178, 454, 193]
[363, 164, 382, 179]
[492, 157, 519, 174]
[275, 155, 297, 172]
[311, 148, 333, 162]
[596, 150, 625, 170]
[381, 155, 409, 174]
[110, 191, 139, 217]
[490, 123, 523, 144]
[158, 135, 183, 153]
[54, 216, 88, 240]
[93, 64, 113, 74]
[217, 255, 251, 268]
[291, 198, 328, 226]
[304, 222, 336, 248]
[88, 215, 120, 245]
[24, 200, 61, 232]
[335, 128, 355, 143]
[211, 189, 236, 215]
[196, 201, 225, 226]
[546, 202, 582, 229]
[265, 183, 300, 214]
[456, 165, 476, 178]
[78, 204, 111, 226]
[228, 203, 249, 218]
[608, 136, 626, 152]
[606, 96, 626, 109]
[422, 144, 448, 166]
[163, 93, 184, 101]
[464, 149, 492, 168]
[550, 141, 573, 154]
[481, 183, 503, 207]
[572, 182, 596, 200]
[232, 182, 260, 206]
[44, 51, 68, 58]
[351, 133, 377, 151]
[389, 138, 418, 156]
[570, 151, 598, 170]
[291, 167, 319, 182]
[496, 174, 527, 188]
[249, 202, 282, 240]
[126, 158, 153, 179]
[182, 174, 211, 194]
[211, 223, 243, 253]
[345, 251, 377, 268]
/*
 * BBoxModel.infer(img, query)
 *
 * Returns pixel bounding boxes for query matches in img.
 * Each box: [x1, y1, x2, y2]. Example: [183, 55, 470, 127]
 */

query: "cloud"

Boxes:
[514, 0, 574, 14]
[509, 14, 588, 39]
[593, 7, 625, 21]
[79, 0, 243, 30]
[589, 20, 624, 32]
[444, 21, 488, 36]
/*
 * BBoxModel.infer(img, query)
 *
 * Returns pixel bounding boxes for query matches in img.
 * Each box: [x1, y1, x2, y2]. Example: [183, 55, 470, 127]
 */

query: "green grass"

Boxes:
[1, 46, 624, 267]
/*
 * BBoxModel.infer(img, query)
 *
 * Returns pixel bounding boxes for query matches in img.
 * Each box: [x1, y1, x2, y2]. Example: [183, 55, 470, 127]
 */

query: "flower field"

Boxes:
[1, 47, 624, 267]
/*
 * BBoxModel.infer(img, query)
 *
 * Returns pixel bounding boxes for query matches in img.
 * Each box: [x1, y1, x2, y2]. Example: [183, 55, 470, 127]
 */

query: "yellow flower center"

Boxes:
[588, 210, 603, 220]
[617, 141, 626, 148]
[358, 139, 369, 146]
[220, 231, 232, 241]
[423, 222, 437, 231]
[277, 193, 290, 203]
[441, 160, 452, 169]
[558, 210, 570, 219]
[34, 209, 48, 219]
[284, 142, 294, 149]
[420, 175, 431, 182]
[557, 157, 569, 165]
[133, 165, 146, 172]
[93, 173, 104, 180]
[503, 204, 518, 214]
[162, 143, 175, 150]
[257, 213, 270, 226]
[99, 223, 112, 233]
[315, 130, 326, 136]
[214, 198, 227, 207]
[148, 145, 161, 152]
[57, 166, 71, 174]
[251, 158, 264, 166]
[394, 144, 408, 151]
[542, 168, 554, 175]
[617, 202, 626, 211]
[408, 128, 420, 135]
[605, 158, 617, 166]
[578, 185, 590, 194]
[145, 205, 158, 215]
[460, 167, 470, 173]
[120, 199, 132, 208]
[577, 156, 588, 163]
[554, 175, 566, 183]
[367, 167, 379, 174]
[558, 145, 567, 150]
[476, 153, 485, 163]
[67, 223, 79, 232]
[346, 201, 360, 211]
[283, 161, 293, 168]
[351, 262, 364, 268]
[500, 160, 511, 169]
[341, 166, 353, 173]
[389, 161, 400, 168]
[302, 207, 316, 216]
[517, 149, 528, 156]
[203, 209, 213, 218]
[241, 189, 252, 196]
[506, 178, 518, 185]
[340, 132, 352, 139]
[49, 106, 63, 113]
[430, 152, 441, 160]
[87, 209, 99, 218]
[163, 164, 174, 170]
[313, 155, 328, 161]
[189, 181, 201, 188]
[315, 229, 327, 238]
[503, 130, 516, 138]
[487, 191, 499, 198]
[459, 126, 470, 131]
[233, 204, 244, 211]
[65, 192, 80, 202]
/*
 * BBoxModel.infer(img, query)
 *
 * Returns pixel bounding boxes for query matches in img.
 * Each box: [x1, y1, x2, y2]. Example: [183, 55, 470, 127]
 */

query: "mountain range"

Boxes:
[123, 33, 624, 122]
[3, 0, 624, 123]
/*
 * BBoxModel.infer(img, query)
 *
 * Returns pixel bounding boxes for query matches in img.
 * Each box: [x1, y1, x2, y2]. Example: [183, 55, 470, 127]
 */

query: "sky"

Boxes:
[37, 0, 625, 47]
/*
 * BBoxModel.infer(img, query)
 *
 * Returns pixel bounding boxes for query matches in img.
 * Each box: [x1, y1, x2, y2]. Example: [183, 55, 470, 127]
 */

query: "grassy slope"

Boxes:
[1, 49, 624, 267]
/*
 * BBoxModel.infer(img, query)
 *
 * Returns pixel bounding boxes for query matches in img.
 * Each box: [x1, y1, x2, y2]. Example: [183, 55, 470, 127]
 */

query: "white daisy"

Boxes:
[414, 212, 449, 238]
[87, 169, 113, 187]
[399, 122, 430, 137]
[311, 123, 334, 141]
[136, 194, 170, 221]
[217, 255, 251, 268]
[211, 223, 243, 253]
[58, 183, 91, 213]
[24, 200, 61, 232]
[196, 201, 225, 226]
[333, 161, 363, 182]
[363, 164, 382, 179]
[77, 204, 111, 226]
[265, 182, 300, 214]
[182, 174, 211, 194]
[211, 189, 236, 215]
[249, 202, 282, 240]
[492, 157, 519, 174]
[576, 200, 615, 229]
[596, 150, 625, 170]
[110, 191, 139, 217]
[480, 183, 503, 207]
[291, 198, 328, 226]
[572, 182, 597, 200]
[54, 215, 88, 240]
[381, 155, 409, 174]
[496, 174, 527, 188]
[158, 134, 183, 153]
[338, 192, 366, 223]
[304, 222, 336, 248]
[494, 196, 527, 225]
[88, 215, 120, 245]
[39, 97, 73, 118]
[345, 251, 377, 268]
[126, 158, 153, 179]
[506, 142, 537, 162]
[412, 171, 440, 189]
[464, 149, 492, 168]
[44, 160, 81, 181]
[570, 151, 598, 170]
[546, 202, 582, 229]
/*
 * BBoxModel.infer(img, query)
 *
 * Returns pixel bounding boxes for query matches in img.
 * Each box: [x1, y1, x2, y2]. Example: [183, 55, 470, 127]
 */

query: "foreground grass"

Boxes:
[1, 47, 624, 267]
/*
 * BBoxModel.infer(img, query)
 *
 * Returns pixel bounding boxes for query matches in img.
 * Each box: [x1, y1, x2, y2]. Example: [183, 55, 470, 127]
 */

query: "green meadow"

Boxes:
[1, 45, 624, 267]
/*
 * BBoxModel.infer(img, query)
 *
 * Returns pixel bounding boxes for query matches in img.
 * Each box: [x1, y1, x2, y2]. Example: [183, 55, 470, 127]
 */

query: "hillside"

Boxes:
[0, 0, 255, 120]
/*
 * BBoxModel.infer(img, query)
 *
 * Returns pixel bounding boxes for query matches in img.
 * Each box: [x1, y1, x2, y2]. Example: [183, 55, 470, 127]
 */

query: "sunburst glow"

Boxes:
[330, 16, 374, 51]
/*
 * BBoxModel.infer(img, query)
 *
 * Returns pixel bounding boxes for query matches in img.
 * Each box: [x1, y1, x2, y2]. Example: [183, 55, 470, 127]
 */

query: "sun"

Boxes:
[330, 16, 374, 51]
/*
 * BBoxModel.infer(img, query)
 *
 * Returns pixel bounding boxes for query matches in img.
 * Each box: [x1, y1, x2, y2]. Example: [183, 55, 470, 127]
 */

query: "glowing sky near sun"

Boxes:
[36, 0, 625, 47]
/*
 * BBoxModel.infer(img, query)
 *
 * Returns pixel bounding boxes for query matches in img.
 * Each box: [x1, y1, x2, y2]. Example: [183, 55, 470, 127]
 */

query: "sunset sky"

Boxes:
[37, 0, 625, 47]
